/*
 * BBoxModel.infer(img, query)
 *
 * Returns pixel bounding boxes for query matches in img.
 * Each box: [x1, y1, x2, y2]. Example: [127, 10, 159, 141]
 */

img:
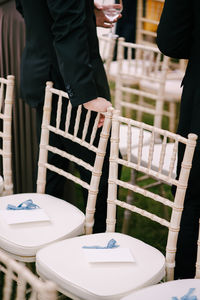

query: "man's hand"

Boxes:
[94, 2, 122, 28]
[83, 97, 112, 128]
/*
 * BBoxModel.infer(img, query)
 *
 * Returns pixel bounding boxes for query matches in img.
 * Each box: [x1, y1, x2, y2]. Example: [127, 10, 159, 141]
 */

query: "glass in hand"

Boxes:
[102, 0, 123, 39]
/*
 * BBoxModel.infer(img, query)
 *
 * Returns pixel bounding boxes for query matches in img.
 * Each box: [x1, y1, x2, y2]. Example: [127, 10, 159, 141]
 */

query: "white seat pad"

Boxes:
[119, 124, 152, 157]
[121, 279, 200, 300]
[140, 78, 182, 101]
[36, 232, 165, 300]
[0, 193, 85, 257]
[131, 143, 177, 178]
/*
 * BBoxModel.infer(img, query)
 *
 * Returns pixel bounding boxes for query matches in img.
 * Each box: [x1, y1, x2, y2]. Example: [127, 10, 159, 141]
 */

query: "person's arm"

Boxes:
[46, 0, 110, 110]
[157, 0, 193, 59]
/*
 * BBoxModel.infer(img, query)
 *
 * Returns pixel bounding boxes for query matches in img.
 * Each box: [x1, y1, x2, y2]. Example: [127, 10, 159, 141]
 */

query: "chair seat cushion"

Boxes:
[140, 78, 182, 101]
[131, 143, 177, 178]
[120, 124, 152, 157]
[121, 279, 200, 300]
[0, 193, 85, 257]
[36, 232, 165, 300]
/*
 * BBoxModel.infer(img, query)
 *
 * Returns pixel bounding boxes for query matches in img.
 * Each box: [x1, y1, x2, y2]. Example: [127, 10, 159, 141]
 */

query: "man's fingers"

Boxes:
[103, 23, 113, 28]
[98, 114, 105, 128]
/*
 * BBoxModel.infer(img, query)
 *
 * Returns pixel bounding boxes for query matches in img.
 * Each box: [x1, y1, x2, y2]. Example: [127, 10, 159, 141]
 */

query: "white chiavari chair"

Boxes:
[115, 38, 170, 157]
[115, 37, 182, 135]
[136, 0, 186, 133]
[0, 75, 15, 196]
[35, 110, 197, 300]
[0, 248, 57, 300]
[115, 39, 170, 233]
[0, 82, 112, 263]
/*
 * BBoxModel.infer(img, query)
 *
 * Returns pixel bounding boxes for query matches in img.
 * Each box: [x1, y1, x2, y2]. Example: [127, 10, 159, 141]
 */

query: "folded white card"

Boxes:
[83, 248, 135, 263]
[0, 209, 50, 225]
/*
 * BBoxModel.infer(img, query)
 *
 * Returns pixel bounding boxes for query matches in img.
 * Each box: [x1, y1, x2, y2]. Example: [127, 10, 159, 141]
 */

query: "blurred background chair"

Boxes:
[98, 35, 117, 82]
[136, 0, 187, 79]
[35, 110, 197, 300]
[0, 75, 15, 196]
[114, 39, 170, 157]
[0, 248, 57, 300]
[0, 82, 112, 263]
[116, 37, 182, 134]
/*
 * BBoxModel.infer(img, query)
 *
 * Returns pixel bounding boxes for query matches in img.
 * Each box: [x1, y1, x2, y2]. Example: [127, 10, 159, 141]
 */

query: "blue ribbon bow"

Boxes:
[172, 288, 197, 300]
[82, 238, 119, 249]
[7, 199, 40, 210]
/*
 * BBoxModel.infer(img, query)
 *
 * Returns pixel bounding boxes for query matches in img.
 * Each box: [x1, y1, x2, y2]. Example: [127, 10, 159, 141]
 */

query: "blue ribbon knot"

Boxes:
[7, 199, 40, 210]
[172, 288, 197, 300]
[82, 239, 119, 249]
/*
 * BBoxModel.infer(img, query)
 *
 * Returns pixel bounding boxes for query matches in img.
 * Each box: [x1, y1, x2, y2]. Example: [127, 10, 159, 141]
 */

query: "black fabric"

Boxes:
[157, 0, 200, 278]
[15, 0, 110, 107]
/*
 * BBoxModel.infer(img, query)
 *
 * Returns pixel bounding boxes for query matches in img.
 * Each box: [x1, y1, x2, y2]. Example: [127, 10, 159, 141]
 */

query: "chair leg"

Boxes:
[122, 169, 136, 234]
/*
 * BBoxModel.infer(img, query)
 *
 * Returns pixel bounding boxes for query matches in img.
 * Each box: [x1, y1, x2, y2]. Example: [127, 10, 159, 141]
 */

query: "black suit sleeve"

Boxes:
[46, 0, 98, 106]
[157, 0, 193, 59]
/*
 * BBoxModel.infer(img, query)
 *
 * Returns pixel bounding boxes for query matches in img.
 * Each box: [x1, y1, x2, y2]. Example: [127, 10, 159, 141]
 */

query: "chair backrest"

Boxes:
[0, 75, 14, 196]
[136, 0, 187, 76]
[0, 248, 57, 300]
[98, 35, 116, 80]
[136, 0, 164, 47]
[106, 109, 197, 281]
[37, 82, 113, 234]
[115, 37, 169, 129]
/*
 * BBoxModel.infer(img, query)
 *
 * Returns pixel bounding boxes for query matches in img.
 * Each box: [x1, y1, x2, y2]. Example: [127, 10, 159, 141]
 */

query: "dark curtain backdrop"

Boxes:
[0, 0, 37, 193]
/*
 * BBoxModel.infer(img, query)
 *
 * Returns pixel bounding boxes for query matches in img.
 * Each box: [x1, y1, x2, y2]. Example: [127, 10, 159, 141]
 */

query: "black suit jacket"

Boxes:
[15, 0, 110, 107]
[157, 0, 200, 147]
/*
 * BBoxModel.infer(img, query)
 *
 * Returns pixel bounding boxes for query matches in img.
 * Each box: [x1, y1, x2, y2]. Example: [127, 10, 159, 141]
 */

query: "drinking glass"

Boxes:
[102, 0, 123, 38]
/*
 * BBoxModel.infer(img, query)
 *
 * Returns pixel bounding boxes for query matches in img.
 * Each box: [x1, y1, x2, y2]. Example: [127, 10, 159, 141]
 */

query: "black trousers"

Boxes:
[174, 145, 200, 279]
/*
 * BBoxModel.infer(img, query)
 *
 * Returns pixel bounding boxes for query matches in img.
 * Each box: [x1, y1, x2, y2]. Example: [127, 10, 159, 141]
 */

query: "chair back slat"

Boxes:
[82, 110, 91, 141]
[74, 105, 82, 137]
[65, 101, 72, 132]
[56, 93, 62, 129]
[158, 134, 167, 173]
[90, 113, 100, 145]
